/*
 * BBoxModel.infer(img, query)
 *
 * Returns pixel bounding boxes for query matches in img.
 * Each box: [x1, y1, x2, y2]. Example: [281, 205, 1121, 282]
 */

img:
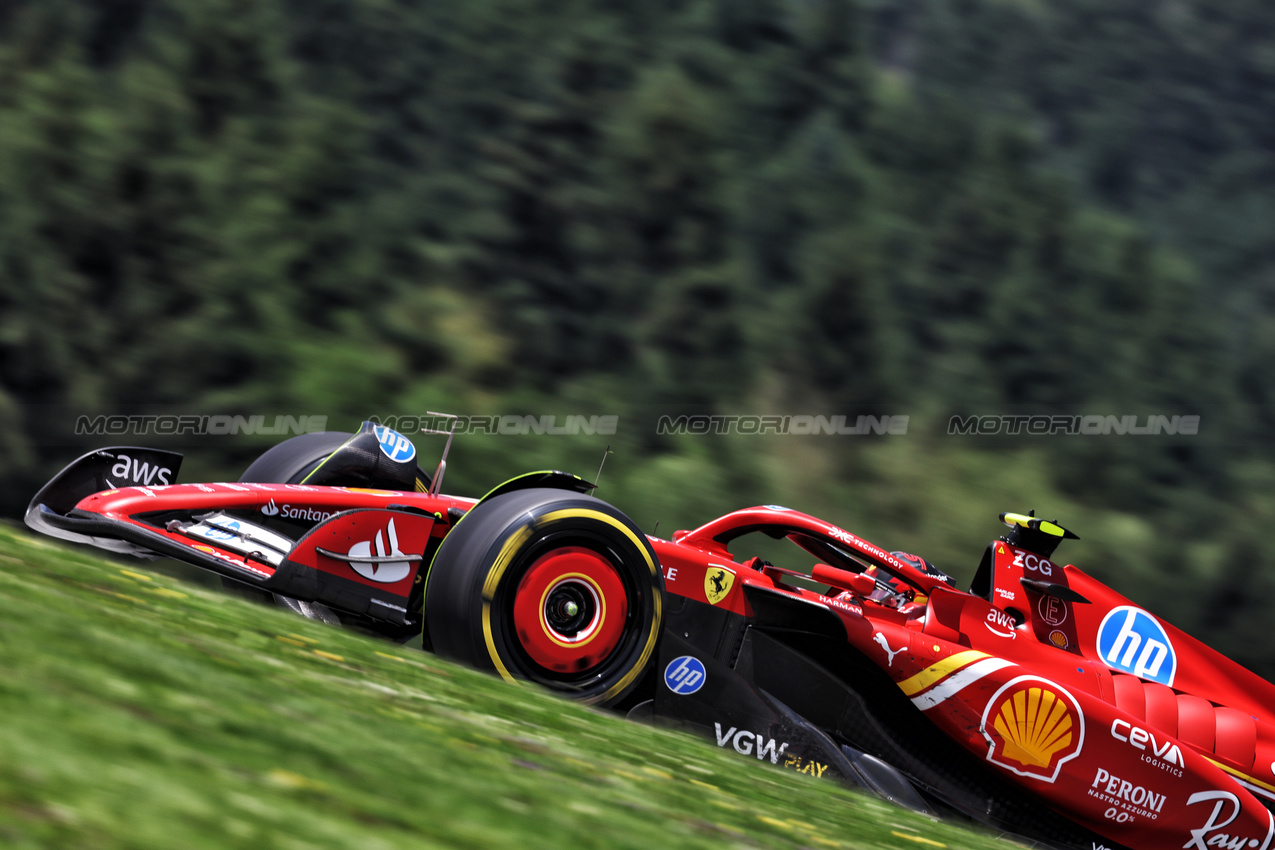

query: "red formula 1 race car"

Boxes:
[24, 421, 1275, 850]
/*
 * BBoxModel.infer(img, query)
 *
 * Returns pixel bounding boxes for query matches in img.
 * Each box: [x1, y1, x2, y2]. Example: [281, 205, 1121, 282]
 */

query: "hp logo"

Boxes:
[205, 520, 240, 541]
[1096, 606, 1177, 686]
[664, 656, 706, 695]
[372, 425, 416, 463]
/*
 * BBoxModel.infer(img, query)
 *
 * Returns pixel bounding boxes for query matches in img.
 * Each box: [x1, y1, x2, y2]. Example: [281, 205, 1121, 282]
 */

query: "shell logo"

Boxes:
[981, 676, 1084, 782]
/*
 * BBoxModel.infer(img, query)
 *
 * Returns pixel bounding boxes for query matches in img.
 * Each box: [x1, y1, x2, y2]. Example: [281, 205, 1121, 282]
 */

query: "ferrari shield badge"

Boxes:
[705, 564, 736, 605]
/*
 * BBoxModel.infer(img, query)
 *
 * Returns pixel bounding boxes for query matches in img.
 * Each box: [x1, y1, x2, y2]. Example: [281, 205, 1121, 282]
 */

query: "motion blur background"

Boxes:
[3, 0, 1275, 674]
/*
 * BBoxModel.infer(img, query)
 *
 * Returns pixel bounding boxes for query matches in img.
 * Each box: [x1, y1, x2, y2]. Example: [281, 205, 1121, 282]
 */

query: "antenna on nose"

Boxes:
[593, 445, 613, 495]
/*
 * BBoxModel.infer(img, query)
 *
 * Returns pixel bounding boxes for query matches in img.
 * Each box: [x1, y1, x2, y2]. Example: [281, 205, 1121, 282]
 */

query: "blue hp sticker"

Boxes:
[664, 656, 706, 695]
[204, 520, 240, 541]
[372, 425, 416, 463]
[1096, 606, 1176, 686]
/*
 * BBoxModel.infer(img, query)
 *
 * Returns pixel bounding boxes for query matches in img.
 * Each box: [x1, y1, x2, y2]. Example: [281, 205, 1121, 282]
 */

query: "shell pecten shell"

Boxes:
[991, 686, 1073, 768]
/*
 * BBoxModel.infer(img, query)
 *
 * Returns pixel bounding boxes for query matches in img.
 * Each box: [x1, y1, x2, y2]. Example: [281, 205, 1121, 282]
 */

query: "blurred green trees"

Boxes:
[3, 0, 1274, 673]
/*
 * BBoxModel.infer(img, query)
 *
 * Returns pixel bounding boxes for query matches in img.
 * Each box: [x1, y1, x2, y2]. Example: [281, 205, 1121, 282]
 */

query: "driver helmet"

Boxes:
[891, 551, 956, 587]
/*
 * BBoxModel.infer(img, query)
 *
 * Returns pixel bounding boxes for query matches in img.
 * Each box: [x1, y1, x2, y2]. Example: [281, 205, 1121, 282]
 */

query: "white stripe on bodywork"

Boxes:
[910, 658, 1017, 710]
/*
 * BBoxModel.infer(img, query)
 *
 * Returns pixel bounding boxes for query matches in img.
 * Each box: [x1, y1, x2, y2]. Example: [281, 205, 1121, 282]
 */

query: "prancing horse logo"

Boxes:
[705, 565, 736, 605]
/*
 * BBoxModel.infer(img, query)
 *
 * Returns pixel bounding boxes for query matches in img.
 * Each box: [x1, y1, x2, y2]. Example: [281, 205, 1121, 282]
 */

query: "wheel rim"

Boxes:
[512, 546, 628, 674]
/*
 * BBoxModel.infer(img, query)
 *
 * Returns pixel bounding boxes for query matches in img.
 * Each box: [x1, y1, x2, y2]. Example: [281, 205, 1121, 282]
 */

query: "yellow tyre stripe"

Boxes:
[479, 506, 663, 703]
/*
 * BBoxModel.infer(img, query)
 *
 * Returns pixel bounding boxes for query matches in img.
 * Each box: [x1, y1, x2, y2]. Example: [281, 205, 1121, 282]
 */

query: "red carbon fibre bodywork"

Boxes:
[657, 506, 1275, 849]
[75, 482, 473, 579]
[29, 455, 1275, 850]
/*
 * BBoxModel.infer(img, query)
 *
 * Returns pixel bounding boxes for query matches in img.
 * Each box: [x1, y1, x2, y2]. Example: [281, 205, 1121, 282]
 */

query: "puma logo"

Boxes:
[873, 632, 904, 666]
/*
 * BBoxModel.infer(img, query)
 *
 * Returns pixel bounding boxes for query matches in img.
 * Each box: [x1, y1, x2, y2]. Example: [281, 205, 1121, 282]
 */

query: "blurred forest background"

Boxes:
[4, 0, 1275, 674]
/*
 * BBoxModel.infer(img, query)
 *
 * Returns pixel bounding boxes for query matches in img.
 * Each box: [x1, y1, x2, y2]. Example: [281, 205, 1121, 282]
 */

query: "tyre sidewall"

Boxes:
[426, 489, 662, 706]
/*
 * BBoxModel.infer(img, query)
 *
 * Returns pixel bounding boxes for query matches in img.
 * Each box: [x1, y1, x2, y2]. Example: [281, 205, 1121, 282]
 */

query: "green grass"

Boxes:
[0, 522, 1014, 850]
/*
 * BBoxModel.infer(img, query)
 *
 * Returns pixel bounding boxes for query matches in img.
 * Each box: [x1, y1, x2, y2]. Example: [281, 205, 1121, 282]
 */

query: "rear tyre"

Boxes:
[425, 488, 663, 707]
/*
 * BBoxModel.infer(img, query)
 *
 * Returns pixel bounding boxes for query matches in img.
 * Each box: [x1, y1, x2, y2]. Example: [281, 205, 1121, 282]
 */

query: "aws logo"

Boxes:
[986, 607, 1018, 638]
[981, 676, 1084, 783]
[109, 454, 172, 486]
[1096, 606, 1176, 686]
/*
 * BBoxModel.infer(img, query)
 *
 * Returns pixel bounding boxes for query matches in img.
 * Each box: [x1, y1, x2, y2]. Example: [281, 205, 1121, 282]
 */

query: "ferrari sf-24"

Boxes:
[24, 421, 1275, 850]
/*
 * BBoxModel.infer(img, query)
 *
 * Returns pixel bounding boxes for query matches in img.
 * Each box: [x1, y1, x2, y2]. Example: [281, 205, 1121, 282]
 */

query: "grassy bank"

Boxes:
[0, 523, 1013, 849]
